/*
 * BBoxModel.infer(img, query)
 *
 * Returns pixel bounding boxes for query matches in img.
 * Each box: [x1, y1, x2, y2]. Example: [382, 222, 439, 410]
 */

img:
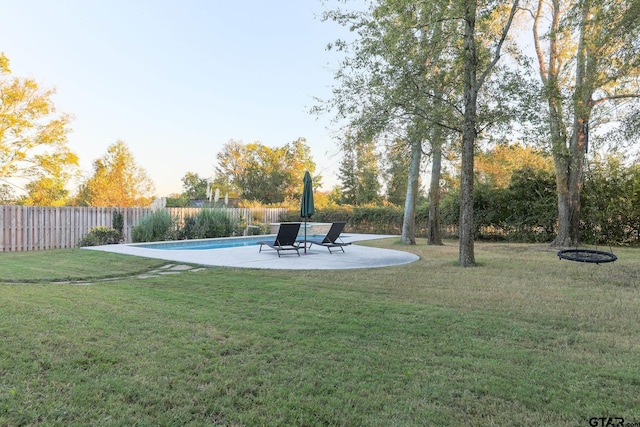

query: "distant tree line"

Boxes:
[279, 144, 640, 245]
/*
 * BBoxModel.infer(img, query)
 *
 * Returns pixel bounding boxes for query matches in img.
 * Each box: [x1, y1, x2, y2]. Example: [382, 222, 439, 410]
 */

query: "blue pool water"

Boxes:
[134, 234, 329, 250]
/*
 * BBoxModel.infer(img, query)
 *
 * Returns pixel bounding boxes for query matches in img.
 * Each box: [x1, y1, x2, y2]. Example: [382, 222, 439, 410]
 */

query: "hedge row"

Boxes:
[280, 162, 639, 245]
[281, 206, 426, 237]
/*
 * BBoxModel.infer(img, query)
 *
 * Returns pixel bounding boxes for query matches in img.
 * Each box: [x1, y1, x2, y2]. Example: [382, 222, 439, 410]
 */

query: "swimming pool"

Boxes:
[134, 234, 330, 250]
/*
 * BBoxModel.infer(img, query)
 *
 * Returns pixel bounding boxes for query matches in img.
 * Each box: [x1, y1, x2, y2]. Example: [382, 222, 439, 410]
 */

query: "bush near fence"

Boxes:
[281, 206, 405, 235]
[281, 205, 453, 238]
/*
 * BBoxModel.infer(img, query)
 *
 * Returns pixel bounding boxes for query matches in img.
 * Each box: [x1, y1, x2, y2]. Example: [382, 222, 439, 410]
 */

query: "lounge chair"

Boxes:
[258, 223, 301, 257]
[304, 221, 351, 254]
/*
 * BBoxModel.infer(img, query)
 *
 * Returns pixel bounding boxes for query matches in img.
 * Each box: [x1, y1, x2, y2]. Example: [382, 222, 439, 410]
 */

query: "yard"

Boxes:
[1, 239, 639, 426]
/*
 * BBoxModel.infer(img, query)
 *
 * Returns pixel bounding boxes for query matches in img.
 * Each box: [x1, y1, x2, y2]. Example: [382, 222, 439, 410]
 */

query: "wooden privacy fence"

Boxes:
[0, 206, 288, 252]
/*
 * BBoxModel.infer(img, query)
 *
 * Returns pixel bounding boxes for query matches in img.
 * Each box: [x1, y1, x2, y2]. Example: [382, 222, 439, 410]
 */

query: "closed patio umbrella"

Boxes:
[300, 171, 315, 254]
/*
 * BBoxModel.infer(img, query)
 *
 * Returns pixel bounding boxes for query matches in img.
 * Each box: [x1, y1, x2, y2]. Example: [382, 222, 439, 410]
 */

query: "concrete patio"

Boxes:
[85, 234, 420, 270]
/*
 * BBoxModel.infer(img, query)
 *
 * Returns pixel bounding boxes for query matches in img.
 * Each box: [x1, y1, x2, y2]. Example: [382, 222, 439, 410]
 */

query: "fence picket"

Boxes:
[0, 206, 288, 252]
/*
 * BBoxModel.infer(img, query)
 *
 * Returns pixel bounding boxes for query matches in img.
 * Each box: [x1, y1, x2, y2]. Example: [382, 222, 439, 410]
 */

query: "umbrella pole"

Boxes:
[304, 217, 307, 254]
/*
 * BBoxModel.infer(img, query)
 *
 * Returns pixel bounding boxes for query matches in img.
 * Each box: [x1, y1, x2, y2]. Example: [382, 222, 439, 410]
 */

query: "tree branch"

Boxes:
[592, 93, 640, 106]
[478, 0, 520, 88]
[532, 0, 548, 85]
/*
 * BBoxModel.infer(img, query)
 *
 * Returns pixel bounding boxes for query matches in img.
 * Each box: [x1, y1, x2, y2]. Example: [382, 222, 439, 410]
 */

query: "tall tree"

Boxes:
[73, 140, 155, 207]
[181, 172, 209, 201]
[0, 53, 78, 199]
[426, 126, 446, 245]
[320, 0, 458, 244]
[212, 139, 244, 197]
[21, 177, 69, 206]
[322, 0, 521, 258]
[338, 135, 359, 205]
[528, 0, 640, 247]
[19, 149, 79, 205]
[403, 130, 424, 244]
[383, 137, 412, 206]
[213, 138, 317, 204]
[281, 137, 320, 200]
[424, 37, 449, 246]
[357, 139, 382, 205]
[337, 131, 381, 205]
[457, 0, 520, 266]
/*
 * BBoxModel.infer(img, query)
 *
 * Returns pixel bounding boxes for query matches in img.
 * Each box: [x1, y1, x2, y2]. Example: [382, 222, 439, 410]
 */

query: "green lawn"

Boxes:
[1, 240, 639, 426]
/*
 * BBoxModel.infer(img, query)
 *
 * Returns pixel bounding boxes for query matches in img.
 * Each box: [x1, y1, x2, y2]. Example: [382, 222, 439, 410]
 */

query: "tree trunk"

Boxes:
[534, 0, 576, 247]
[427, 134, 443, 246]
[552, 128, 586, 247]
[459, 122, 476, 266]
[401, 140, 422, 244]
[459, 0, 478, 267]
[547, 99, 574, 246]
[552, 155, 574, 247]
[551, 3, 591, 247]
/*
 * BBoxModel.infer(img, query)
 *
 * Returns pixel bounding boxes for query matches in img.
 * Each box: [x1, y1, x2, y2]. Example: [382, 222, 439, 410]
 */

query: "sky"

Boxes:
[0, 0, 350, 197]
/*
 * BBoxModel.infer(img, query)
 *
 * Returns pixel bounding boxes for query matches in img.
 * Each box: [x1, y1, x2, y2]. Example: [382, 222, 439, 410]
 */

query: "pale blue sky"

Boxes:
[1, 0, 348, 196]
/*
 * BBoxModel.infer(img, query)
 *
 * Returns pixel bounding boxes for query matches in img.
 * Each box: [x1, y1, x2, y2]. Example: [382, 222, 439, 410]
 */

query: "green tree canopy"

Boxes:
[383, 137, 413, 206]
[181, 172, 209, 201]
[213, 137, 318, 204]
[475, 143, 554, 189]
[338, 131, 381, 205]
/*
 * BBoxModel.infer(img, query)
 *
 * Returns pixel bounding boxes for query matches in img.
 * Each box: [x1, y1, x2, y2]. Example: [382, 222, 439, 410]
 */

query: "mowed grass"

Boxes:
[0, 249, 167, 283]
[1, 240, 639, 426]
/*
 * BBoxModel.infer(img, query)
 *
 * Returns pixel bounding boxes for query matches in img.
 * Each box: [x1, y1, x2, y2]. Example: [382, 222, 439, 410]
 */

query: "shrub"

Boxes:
[582, 155, 640, 245]
[112, 210, 124, 235]
[246, 223, 270, 235]
[438, 167, 558, 242]
[165, 195, 189, 207]
[177, 209, 239, 240]
[78, 227, 122, 247]
[132, 210, 175, 242]
[177, 215, 199, 240]
[279, 205, 404, 234]
[350, 206, 403, 234]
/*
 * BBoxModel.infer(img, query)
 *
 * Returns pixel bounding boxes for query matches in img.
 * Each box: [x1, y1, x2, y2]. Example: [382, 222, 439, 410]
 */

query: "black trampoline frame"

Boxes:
[557, 249, 617, 264]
